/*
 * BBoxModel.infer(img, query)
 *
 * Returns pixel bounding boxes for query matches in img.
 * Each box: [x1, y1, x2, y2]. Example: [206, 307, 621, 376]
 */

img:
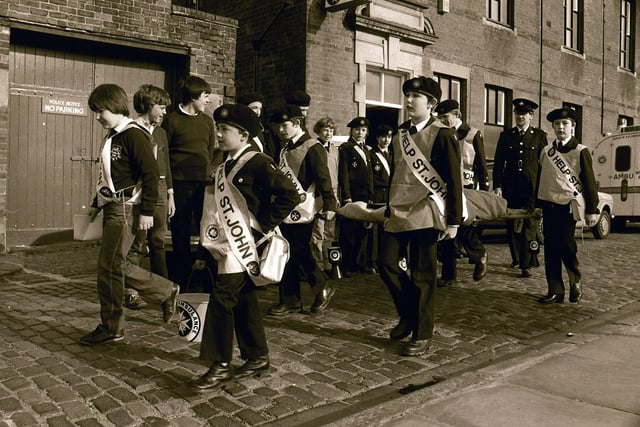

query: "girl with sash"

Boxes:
[192, 104, 299, 391]
[378, 76, 463, 357]
[536, 107, 599, 305]
[267, 105, 338, 317]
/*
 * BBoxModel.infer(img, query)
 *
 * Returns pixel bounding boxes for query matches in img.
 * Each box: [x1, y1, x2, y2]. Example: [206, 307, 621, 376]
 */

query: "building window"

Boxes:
[564, 0, 584, 52]
[620, 0, 636, 71]
[487, 0, 514, 27]
[484, 85, 512, 161]
[618, 115, 634, 130]
[434, 73, 465, 116]
[366, 69, 404, 108]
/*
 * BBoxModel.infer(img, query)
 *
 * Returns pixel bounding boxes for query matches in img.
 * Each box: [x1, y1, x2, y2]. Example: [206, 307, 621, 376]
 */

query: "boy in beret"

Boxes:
[536, 107, 599, 304]
[493, 98, 547, 277]
[435, 99, 490, 285]
[237, 92, 279, 160]
[378, 76, 463, 357]
[192, 103, 299, 391]
[338, 116, 375, 275]
[267, 105, 338, 317]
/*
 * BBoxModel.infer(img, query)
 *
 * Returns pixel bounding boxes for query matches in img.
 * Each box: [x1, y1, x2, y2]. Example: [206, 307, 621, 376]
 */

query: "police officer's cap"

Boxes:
[285, 90, 311, 107]
[401, 76, 442, 102]
[546, 107, 578, 123]
[374, 124, 395, 137]
[513, 98, 538, 113]
[236, 92, 264, 106]
[214, 104, 261, 137]
[270, 104, 304, 124]
[347, 117, 370, 128]
[434, 99, 460, 115]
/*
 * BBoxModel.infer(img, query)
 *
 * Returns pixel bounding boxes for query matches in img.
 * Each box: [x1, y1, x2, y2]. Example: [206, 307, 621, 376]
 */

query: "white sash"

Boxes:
[375, 151, 390, 176]
[95, 120, 144, 207]
[213, 152, 263, 279]
[252, 136, 264, 152]
[279, 152, 318, 224]
[542, 144, 585, 220]
[354, 143, 368, 165]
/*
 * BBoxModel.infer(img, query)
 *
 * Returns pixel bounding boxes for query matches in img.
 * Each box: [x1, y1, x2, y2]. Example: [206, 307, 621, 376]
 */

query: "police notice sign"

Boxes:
[42, 97, 87, 116]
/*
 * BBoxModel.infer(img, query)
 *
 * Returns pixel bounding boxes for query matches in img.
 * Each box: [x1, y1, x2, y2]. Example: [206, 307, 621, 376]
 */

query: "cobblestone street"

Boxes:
[1, 228, 639, 426]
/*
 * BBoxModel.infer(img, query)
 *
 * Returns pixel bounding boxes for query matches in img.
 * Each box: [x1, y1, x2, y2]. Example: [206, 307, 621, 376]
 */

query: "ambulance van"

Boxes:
[592, 125, 640, 230]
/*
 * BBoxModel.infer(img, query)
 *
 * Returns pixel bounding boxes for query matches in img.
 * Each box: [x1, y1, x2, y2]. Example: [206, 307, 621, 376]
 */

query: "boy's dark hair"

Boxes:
[178, 75, 212, 104]
[133, 84, 172, 115]
[88, 84, 129, 116]
[313, 117, 335, 135]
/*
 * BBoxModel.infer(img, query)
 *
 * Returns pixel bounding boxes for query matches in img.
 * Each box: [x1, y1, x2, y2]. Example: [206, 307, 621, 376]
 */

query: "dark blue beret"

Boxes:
[347, 117, 370, 128]
[402, 76, 442, 102]
[434, 99, 460, 115]
[374, 124, 395, 137]
[513, 98, 538, 113]
[546, 107, 578, 123]
[213, 103, 261, 137]
[270, 104, 304, 123]
[285, 90, 311, 107]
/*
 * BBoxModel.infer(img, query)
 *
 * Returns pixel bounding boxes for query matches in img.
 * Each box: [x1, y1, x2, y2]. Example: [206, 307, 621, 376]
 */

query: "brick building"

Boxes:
[0, 0, 638, 251]
[0, 0, 237, 252]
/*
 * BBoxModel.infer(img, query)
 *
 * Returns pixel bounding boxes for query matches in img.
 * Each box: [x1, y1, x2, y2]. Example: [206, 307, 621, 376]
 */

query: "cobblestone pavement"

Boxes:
[1, 228, 639, 426]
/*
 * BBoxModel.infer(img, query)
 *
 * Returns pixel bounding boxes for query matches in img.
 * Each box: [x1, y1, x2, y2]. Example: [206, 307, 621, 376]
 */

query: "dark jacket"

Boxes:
[338, 138, 374, 203]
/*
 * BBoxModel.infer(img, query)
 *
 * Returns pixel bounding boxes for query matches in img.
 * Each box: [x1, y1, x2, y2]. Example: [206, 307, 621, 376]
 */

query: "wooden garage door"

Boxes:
[8, 31, 178, 230]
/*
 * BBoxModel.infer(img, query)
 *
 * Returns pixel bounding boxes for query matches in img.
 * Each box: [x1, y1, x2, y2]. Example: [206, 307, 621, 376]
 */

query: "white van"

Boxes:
[592, 126, 640, 229]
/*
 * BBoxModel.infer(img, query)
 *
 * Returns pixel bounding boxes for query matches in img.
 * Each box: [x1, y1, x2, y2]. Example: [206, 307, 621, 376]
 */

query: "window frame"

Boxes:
[619, 0, 636, 71]
[433, 73, 466, 119]
[486, 0, 514, 28]
[564, 0, 584, 53]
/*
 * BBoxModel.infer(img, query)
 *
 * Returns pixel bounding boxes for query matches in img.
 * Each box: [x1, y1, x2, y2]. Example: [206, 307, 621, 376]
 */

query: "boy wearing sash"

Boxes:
[192, 104, 299, 391]
[80, 84, 180, 346]
[537, 107, 599, 304]
[378, 76, 463, 357]
[267, 105, 338, 317]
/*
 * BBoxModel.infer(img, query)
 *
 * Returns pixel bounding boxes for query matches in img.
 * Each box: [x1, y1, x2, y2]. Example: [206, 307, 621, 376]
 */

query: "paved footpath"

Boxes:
[0, 229, 639, 426]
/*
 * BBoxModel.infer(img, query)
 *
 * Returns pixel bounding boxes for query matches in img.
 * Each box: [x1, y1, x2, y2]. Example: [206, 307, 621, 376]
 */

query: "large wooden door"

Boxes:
[8, 30, 179, 231]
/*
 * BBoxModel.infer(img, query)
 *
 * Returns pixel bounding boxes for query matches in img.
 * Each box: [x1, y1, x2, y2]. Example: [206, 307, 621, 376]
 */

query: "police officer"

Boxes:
[236, 92, 278, 160]
[493, 98, 547, 277]
[537, 107, 599, 304]
[435, 99, 489, 285]
[338, 117, 375, 275]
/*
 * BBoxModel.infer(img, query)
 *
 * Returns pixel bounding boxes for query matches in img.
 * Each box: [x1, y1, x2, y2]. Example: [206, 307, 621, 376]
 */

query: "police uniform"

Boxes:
[493, 98, 547, 275]
[194, 104, 299, 391]
[377, 77, 463, 357]
[434, 100, 489, 284]
[338, 117, 375, 274]
[537, 107, 599, 304]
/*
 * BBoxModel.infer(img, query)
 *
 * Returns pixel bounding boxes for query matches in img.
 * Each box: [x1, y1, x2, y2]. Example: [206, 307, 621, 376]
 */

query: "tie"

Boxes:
[409, 125, 418, 135]
[519, 129, 525, 138]
[107, 129, 117, 139]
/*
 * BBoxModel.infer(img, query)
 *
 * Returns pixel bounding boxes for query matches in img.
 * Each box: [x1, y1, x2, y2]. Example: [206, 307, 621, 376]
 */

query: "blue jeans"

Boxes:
[97, 202, 174, 334]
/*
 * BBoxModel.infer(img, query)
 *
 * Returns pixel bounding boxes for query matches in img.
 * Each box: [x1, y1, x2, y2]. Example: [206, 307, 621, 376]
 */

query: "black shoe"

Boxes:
[401, 339, 431, 357]
[191, 362, 232, 391]
[509, 261, 519, 268]
[311, 286, 336, 313]
[569, 283, 582, 303]
[437, 278, 456, 288]
[268, 300, 303, 317]
[538, 293, 564, 304]
[389, 318, 411, 341]
[125, 292, 148, 310]
[161, 284, 180, 323]
[235, 356, 270, 379]
[80, 326, 124, 346]
[473, 253, 488, 281]
[521, 268, 532, 278]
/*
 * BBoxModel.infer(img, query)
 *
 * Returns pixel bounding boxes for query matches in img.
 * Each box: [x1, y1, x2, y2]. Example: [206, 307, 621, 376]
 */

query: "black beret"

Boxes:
[285, 90, 311, 107]
[374, 124, 395, 137]
[346, 117, 370, 128]
[213, 103, 261, 137]
[236, 92, 264, 106]
[270, 104, 304, 124]
[546, 107, 578, 123]
[402, 76, 442, 102]
[434, 99, 460, 115]
[513, 98, 538, 113]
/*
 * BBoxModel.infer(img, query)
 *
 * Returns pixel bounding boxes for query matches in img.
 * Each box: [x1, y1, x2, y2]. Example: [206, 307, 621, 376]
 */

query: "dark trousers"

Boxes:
[505, 217, 540, 269]
[377, 228, 440, 341]
[339, 217, 369, 273]
[542, 202, 580, 295]
[199, 272, 268, 363]
[440, 224, 486, 280]
[170, 180, 205, 289]
[279, 222, 326, 305]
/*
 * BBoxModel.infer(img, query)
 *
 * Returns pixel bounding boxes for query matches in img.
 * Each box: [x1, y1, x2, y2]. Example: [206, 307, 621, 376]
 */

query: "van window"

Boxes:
[615, 145, 631, 171]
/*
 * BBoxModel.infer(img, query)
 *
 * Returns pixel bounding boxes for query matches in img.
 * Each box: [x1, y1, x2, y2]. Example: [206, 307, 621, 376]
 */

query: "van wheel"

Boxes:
[592, 211, 611, 239]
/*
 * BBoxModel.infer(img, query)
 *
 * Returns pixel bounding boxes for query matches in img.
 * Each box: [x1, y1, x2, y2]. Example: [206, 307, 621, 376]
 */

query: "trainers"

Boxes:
[80, 325, 124, 346]
[125, 292, 148, 310]
[161, 284, 180, 323]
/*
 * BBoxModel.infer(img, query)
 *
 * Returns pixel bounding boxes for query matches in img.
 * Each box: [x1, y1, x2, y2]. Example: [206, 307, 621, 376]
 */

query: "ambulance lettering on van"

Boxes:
[592, 125, 640, 229]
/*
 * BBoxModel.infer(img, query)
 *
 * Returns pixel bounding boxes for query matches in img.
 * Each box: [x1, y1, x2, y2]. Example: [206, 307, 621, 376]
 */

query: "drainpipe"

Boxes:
[538, 0, 544, 129]
[600, 0, 606, 135]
